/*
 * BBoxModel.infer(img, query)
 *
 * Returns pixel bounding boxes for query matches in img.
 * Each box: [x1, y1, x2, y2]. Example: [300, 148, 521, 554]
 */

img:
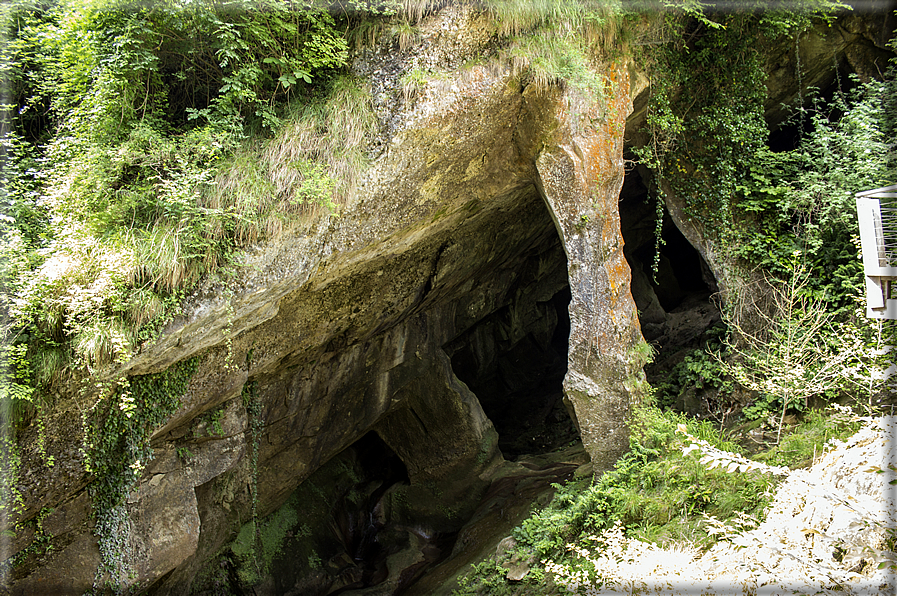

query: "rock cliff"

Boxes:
[4, 3, 892, 595]
[5, 4, 643, 593]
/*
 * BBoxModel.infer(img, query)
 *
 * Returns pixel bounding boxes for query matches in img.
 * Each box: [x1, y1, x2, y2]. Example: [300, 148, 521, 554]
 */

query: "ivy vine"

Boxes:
[634, 9, 780, 242]
[85, 356, 199, 592]
[633, 0, 895, 316]
[240, 378, 262, 576]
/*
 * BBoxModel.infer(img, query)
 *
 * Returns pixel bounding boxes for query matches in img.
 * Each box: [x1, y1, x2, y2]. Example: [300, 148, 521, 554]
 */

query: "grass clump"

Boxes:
[484, 0, 618, 39]
[454, 404, 781, 594]
[482, 0, 624, 101]
[752, 405, 863, 469]
[454, 400, 875, 595]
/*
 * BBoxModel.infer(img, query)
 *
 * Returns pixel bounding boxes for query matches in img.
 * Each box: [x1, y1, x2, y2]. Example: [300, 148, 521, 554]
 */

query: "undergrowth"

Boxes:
[453, 403, 869, 595]
[0, 0, 380, 430]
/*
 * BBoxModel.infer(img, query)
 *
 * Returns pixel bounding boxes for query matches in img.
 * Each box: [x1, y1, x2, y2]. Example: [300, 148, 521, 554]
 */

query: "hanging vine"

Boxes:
[85, 357, 200, 592]
[631, 0, 882, 309]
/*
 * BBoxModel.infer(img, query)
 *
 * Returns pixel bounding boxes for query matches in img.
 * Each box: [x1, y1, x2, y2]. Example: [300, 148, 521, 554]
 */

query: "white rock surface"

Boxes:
[549, 416, 897, 595]
[695, 416, 897, 595]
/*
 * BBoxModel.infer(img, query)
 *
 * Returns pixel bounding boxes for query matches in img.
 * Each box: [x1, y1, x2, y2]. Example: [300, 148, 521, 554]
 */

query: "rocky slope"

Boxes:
[546, 416, 897, 596]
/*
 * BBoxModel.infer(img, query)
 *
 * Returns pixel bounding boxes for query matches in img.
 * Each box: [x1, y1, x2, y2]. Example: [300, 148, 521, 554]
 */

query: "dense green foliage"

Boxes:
[732, 78, 896, 310]
[635, 0, 895, 313]
[0, 0, 381, 423]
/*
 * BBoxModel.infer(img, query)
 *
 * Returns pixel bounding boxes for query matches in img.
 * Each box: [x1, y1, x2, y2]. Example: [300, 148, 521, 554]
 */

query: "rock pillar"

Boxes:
[525, 65, 646, 470]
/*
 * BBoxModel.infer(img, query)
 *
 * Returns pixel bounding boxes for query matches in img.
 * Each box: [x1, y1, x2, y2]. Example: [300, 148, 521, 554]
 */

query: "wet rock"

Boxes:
[498, 536, 533, 582]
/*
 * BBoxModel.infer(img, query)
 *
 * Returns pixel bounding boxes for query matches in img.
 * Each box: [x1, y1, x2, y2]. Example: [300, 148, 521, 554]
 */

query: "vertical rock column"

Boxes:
[528, 64, 645, 471]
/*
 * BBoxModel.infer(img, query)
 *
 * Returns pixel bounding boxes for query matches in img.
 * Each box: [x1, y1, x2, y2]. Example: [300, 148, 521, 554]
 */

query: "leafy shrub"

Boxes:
[731, 77, 896, 314]
[655, 325, 732, 410]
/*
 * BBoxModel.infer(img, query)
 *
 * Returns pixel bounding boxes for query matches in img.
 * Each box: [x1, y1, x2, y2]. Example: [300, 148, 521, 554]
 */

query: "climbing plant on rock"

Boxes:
[632, 1, 861, 289]
[84, 357, 200, 591]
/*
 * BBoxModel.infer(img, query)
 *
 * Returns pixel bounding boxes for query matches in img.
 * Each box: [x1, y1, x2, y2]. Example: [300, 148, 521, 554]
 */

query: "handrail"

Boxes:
[857, 185, 897, 319]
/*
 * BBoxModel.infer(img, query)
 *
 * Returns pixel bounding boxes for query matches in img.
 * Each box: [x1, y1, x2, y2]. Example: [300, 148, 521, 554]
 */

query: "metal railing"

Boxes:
[857, 184, 897, 319]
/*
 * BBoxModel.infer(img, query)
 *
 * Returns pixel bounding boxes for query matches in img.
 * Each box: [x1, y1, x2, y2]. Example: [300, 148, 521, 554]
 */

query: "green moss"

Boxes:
[475, 428, 499, 466]
[231, 495, 300, 585]
[209, 445, 371, 591]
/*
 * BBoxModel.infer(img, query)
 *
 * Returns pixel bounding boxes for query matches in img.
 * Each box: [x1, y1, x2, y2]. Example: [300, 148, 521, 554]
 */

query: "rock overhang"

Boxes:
[7, 5, 647, 591]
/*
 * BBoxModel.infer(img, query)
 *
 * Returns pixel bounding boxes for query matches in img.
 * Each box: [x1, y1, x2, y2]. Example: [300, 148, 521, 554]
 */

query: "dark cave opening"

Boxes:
[768, 65, 861, 154]
[445, 223, 577, 461]
[618, 165, 722, 383]
[254, 431, 418, 596]
[448, 287, 573, 460]
[332, 432, 412, 581]
[619, 167, 717, 317]
[633, 219, 714, 313]
[202, 191, 581, 596]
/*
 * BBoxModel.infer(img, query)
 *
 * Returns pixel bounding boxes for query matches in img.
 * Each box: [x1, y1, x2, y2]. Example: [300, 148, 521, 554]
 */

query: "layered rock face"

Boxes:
[6, 5, 644, 594]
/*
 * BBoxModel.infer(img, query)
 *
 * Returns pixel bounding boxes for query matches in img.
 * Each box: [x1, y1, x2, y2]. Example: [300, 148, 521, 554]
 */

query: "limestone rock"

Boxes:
[4, 4, 644, 593]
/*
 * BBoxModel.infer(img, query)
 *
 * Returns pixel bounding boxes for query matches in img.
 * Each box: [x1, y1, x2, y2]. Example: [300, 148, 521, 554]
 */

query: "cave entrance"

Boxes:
[249, 431, 413, 596]
[447, 288, 573, 460]
[444, 199, 577, 461]
[618, 166, 722, 379]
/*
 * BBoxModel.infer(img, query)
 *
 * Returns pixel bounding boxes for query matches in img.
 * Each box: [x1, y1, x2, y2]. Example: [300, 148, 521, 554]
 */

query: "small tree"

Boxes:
[721, 259, 849, 444]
